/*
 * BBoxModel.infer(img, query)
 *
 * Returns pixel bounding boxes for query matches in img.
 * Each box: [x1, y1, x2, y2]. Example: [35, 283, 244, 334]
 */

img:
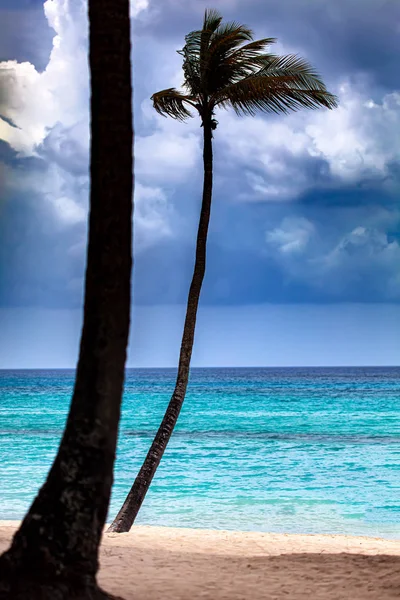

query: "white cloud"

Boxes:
[135, 128, 200, 184]
[266, 217, 315, 254]
[0, 0, 151, 154]
[38, 120, 89, 175]
[134, 183, 175, 250]
[137, 93, 202, 184]
[1, 0, 398, 299]
[131, 0, 149, 18]
[0, 0, 88, 154]
[0, 0, 90, 230]
[314, 225, 400, 298]
[305, 83, 400, 182]
[0, 0, 181, 252]
[218, 82, 400, 201]
[51, 194, 87, 225]
[317, 226, 400, 279]
[265, 214, 400, 298]
[218, 111, 312, 201]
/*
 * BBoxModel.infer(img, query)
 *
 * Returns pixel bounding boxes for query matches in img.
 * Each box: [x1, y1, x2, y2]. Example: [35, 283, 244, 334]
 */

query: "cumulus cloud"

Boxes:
[131, 0, 150, 18]
[266, 217, 315, 254]
[218, 81, 400, 202]
[0, 1, 88, 155]
[38, 121, 89, 176]
[135, 123, 200, 185]
[305, 84, 400, 184]
[0, 0, 399, 307]
[0, 0, 90, 235]
[265, 212, 400, 299]
[0, 0, 183, 251]
[315, 226, 400, 298]
[144, 0, 400, 92]
[134, 183, 176, 250]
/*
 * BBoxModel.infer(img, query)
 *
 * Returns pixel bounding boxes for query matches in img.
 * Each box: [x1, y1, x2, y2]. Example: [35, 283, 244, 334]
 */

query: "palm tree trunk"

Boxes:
[0, 1, 132, 598]
[108, 116, 214, 533]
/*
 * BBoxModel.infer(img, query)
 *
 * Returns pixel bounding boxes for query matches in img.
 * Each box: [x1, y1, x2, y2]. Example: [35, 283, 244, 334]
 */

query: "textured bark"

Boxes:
[0, 0, 133, 597]
[108, 117, 213, 533]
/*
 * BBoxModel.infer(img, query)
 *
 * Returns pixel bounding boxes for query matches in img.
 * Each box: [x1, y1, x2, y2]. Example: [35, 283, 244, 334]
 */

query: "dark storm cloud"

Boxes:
[0, 0, 399, 309]
[297, 184, 398, 209]
[130, 196, 400, 305]
[0, 189, 86, 308]
[0, 140, 17, 164]
[140, 0, 400, 91]
[1, 182, 399, 307]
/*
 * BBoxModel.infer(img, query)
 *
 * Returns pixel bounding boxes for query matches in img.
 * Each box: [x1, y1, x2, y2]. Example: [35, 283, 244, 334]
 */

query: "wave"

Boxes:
[124, 429, 400, 445]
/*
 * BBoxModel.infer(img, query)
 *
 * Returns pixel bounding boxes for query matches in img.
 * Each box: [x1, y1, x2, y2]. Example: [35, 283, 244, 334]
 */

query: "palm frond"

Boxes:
[200, 24, 254, 93]
[181, 29, 202, 60]
[178, 43, 202, 96]
[203, 8, 223, 33]
[255, 54, 329, 89]
[179, 9, 223, 68]
[227, 39, 276, 69]
[213, 73, 338, 115]
[154, 11, 337, 122]
[200, 9, 223, 70]
[151, 88, 194, 121]
[205, 39, 277, 92]
[209, 22, 254, 54]
[177, 10, 224, 95]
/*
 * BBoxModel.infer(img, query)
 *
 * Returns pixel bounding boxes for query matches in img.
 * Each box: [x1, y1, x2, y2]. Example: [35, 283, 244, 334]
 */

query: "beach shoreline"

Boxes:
[1, 521, 399, 598]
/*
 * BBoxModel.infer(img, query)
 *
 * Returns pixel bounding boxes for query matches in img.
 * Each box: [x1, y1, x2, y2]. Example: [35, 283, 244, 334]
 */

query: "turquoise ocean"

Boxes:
[0, 367, 399, 538]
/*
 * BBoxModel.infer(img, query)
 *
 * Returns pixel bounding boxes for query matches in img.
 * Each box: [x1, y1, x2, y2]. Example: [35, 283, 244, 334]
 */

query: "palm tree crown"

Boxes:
[152, 8, 337, 129]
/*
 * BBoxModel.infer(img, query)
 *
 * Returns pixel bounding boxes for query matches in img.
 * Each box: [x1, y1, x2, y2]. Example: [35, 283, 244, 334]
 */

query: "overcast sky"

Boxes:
[0, 0, 399, 367]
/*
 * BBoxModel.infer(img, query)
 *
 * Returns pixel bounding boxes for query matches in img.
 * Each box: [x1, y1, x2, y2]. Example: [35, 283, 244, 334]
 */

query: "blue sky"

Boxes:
[0, 0, 399, 367]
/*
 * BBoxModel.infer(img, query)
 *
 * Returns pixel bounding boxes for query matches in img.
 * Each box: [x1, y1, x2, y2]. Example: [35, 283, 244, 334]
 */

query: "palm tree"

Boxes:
[108, 8, 337, 534]
[0, 0, 133, 597]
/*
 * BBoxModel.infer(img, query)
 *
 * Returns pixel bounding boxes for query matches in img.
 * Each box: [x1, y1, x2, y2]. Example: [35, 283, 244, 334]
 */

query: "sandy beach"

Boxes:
[0, 522, 399, 599]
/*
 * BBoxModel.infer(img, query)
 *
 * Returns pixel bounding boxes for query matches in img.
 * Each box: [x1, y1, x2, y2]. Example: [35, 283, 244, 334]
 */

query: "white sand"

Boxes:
[1, 522, 399, 599]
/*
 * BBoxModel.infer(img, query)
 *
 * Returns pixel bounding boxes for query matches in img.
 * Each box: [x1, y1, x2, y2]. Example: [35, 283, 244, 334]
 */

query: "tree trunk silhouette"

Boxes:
[0, 1, 133, 598]
[108, 116, 213, 534]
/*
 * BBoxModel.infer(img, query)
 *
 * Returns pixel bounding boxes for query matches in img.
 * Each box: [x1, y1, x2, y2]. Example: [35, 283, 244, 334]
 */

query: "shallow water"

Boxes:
[0, 367, 399, 537]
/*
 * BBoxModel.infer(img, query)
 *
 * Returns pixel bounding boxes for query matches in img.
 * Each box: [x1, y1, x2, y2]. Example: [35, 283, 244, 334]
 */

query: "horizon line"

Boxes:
[0, 365, 399, 371]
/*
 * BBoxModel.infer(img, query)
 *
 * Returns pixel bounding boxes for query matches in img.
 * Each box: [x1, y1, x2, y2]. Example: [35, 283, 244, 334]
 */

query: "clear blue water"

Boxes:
[0, 367, 399, 538]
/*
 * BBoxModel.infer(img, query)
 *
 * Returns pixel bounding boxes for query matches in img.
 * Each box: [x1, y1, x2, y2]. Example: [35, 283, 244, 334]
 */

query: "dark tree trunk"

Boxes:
[0, 1, 133, 598]
[108, 117, 214, 534]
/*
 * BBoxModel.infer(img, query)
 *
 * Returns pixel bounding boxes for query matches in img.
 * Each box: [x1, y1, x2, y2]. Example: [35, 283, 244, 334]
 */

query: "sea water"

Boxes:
[0, 367, 399, 538]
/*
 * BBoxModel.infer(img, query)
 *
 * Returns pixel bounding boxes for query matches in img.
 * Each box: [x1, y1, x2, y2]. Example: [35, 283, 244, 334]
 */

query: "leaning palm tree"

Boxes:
[109, 8, 337, 533]
[0, 0, 133, 597]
